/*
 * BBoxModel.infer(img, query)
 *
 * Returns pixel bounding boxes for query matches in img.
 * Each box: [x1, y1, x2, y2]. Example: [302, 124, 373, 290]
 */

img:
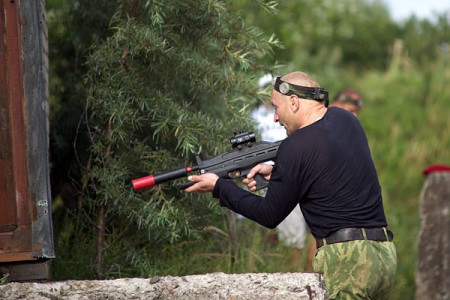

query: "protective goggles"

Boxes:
[336, 94, 363, 108]
[273, 76, 329, 107]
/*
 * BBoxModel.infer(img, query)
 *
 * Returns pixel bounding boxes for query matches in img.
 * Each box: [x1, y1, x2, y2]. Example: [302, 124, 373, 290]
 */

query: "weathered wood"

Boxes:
[0, 0, 52, 282]
[0, 0, 53, 266]
[415, 172, 450, 300]
[0, 272, 328, 299]
[0, 259, 50, 282]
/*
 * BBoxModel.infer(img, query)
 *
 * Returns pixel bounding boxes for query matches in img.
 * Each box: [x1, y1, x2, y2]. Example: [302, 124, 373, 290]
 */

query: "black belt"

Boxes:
[315, 227, 394, 249]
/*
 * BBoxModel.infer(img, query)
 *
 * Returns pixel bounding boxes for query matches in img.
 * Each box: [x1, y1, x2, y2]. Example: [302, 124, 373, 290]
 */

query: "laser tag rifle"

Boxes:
[132, 131, 281, 191]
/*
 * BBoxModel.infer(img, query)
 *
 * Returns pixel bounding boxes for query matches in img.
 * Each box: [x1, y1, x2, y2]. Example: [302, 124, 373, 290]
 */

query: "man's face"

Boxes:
[271, 90, 294, 135]
[333, 102, 360, 116]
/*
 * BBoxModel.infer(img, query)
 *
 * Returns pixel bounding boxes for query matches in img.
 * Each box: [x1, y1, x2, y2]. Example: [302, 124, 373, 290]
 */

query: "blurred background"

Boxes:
[46, 1, 450, 299]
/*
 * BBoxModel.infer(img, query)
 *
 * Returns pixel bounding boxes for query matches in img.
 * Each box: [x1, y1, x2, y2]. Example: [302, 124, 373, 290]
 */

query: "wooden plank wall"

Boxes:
[0, 0, 53, 266]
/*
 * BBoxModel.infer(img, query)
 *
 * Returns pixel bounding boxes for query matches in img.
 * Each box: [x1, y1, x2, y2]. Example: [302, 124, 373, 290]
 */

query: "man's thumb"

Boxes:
[188, 175, 199, 182]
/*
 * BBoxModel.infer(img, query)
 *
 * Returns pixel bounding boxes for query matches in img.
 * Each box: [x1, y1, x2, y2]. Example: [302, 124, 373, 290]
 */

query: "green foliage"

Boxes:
[333, 50, 450, 299]
[79, 0, 281, 277]
[400, 14, 450, 67]
[51, 203, 98, 280]
[0, 273, 9, 285]
[47, 0, 117, 174]
[235, 0, 398, 73]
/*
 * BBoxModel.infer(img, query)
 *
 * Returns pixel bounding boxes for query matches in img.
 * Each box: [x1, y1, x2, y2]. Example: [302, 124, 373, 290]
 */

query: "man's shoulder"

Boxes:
[280, 131, 313, 151]
[328, 106, 348, 115]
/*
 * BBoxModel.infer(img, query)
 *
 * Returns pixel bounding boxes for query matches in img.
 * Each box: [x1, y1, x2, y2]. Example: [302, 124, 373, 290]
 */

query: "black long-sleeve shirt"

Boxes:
[213, 107, 387, 238]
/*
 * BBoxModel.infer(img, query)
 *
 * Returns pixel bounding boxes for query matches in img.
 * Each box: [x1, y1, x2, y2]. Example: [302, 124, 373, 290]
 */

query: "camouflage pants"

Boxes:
[313, 240, 397, 299]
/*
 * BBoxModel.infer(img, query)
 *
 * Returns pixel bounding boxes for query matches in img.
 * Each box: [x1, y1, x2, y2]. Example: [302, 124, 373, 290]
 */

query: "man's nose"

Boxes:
[274, 112, 279, 123]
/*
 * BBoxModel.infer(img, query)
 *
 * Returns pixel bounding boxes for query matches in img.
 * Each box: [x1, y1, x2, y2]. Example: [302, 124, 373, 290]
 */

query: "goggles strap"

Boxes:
[273, 76, 329, 107]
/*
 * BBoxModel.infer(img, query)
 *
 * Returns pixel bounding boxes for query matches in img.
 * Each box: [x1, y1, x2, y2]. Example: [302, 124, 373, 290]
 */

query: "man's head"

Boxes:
[271, 71, 328, 136]
[331, 88, 363, 116]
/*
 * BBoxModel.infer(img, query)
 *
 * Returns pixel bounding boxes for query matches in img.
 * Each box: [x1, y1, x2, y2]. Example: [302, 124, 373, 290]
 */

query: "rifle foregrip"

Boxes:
[178, 182, 194, 190]
[132, 166, 198, 191]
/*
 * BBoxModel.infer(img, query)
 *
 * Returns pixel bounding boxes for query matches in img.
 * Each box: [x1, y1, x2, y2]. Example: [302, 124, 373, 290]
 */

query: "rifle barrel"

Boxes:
[132, 166, 199, 190]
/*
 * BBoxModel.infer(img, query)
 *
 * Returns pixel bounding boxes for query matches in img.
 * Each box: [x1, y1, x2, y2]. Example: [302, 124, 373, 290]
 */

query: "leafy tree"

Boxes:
[80, 0, 281, 278]
[235, 0, 398, 74]
[47, 0, 118, 223]
[400, 13, 450, 68]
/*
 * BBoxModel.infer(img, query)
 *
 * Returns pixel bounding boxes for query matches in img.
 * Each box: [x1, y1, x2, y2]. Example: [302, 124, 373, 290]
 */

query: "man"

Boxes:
[185, 71, 397, 299]
[330, 88, 363, 116]
[299, 86, 365, 269]
[253, 75, 308, 266]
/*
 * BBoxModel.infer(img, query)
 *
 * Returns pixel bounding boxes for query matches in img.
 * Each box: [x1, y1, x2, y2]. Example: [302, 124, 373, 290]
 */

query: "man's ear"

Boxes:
[289, 95, 300, 112]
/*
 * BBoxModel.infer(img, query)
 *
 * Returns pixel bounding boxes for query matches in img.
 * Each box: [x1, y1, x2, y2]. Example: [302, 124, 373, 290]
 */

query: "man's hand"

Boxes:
[184, 173, 219, 193]
[242, 164, 273, 192]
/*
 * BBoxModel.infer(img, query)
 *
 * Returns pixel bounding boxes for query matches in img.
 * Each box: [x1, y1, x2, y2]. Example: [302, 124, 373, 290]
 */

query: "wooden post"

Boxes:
[416, 169, 450, 300]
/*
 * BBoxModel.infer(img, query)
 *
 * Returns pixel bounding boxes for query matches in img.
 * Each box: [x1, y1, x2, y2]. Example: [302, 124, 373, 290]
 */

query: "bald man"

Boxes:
[185, 71, 396, 299]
